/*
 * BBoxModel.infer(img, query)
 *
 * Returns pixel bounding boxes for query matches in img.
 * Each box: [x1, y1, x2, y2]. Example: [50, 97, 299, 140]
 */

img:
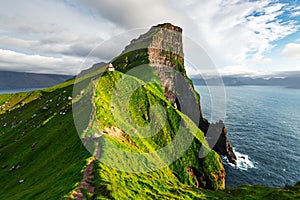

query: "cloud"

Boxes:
[0, 35, 104, 58]
[290, 5, 300, 17]
[0, 0, 119, 74]
[0, 49, 97, 75]
[281, 43, 300, 59]
[0, 0, 299, 75]
[181, 0, 298, 68]
[82, 0, 189, 29]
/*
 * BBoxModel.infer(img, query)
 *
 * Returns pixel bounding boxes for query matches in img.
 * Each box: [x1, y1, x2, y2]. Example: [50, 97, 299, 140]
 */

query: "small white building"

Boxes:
[108, 63, 115, 71]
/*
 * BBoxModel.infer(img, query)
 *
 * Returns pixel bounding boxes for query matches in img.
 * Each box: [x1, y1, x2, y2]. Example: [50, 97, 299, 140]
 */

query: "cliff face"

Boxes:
[114, 23, 187, 103]
[113, 23, 200, 122]
[112, 23, 237, 165]
[206, 121, 237, 165]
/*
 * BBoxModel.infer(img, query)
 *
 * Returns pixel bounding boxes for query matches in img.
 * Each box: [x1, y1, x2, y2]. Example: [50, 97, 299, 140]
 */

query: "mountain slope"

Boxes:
[0, 80, 90, 199]
[0, 71, 72, 89]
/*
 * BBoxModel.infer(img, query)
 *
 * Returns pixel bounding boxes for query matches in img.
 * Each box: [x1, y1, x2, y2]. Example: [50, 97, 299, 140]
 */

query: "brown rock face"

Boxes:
[186, 166, 226, 190]
[117, 23, 186, 103]
[148, 24, 184, 103]
[148, 24, 184, 67]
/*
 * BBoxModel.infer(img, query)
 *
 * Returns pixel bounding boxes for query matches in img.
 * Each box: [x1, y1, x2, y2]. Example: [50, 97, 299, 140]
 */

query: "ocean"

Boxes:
[195, 85, 300, 188]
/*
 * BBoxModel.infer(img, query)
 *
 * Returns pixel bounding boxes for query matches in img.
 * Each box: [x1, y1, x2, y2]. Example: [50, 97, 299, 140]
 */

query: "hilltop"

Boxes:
[0, 23, 299, 199]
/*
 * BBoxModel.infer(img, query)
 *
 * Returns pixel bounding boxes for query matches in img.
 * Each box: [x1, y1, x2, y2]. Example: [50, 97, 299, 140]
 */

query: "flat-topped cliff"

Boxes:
[112, 23, 237, 165]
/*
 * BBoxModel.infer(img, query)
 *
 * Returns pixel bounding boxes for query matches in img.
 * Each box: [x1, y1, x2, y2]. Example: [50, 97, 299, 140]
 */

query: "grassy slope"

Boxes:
[0, 71, 299, 199]
[89, 71, 224, 198]
[0, 81, 90, 199]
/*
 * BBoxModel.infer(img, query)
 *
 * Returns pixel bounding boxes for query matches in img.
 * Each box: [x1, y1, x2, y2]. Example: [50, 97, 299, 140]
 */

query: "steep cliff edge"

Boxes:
[112, 23, 237, 165]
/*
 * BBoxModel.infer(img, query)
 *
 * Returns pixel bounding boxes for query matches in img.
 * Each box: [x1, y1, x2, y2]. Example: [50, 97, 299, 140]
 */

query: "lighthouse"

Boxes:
[108, 63, 115, 71]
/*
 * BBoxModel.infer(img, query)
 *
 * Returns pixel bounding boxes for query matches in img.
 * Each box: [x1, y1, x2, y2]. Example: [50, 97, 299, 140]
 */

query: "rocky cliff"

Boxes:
[112, 23, 237, 165]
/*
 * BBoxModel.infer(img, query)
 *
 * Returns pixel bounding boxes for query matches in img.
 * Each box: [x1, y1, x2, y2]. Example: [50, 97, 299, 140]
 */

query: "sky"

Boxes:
[0, 0, 299, 76]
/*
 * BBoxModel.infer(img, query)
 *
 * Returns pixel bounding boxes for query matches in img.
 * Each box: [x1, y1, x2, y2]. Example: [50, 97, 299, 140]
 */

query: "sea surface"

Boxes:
[195, 85, 300, 188]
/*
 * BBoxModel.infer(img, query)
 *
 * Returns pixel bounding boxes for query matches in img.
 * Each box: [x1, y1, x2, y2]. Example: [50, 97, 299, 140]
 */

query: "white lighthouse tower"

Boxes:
[108, 63, 115, 71]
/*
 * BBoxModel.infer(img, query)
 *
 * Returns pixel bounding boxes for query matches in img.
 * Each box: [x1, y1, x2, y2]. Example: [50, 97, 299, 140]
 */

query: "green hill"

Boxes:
[0, 68, 299, 199]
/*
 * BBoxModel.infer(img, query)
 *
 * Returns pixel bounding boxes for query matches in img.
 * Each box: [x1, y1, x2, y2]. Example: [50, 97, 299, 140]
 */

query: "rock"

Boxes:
[19, 179, 25, 184]
[31, 142, 37, 149]
[205, 121, 237, 165]
[11, 120, 19, 128]
[8, 163, 20, 172]
[42, 107, 49, 110]
[9, 165, 15, 172]
[186, 166, 201, 188]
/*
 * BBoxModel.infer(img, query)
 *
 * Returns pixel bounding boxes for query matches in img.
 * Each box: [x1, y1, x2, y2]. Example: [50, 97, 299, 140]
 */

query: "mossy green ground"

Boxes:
[0, 70, 299, 199]
[91, 71, 224, 189]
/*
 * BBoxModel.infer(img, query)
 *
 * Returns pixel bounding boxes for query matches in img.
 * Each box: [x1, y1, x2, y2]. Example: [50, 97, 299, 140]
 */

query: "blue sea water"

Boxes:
[195, 85, 300, 188]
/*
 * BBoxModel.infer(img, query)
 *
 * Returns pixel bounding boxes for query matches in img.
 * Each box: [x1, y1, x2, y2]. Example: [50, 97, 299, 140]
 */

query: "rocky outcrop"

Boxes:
[205, 121, 237, 165]
[186, 166, 225, 190]
[113, 23, 186, 103]
[112, 23, 237, 165]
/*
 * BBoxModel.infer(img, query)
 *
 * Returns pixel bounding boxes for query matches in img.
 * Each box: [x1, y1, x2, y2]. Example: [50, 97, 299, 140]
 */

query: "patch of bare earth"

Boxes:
[68, 160, 96, 200]
[104, 126, 125, 141]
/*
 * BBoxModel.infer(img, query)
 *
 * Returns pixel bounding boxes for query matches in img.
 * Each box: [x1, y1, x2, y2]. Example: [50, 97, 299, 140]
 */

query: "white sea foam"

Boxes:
[222, 149, 256, 171]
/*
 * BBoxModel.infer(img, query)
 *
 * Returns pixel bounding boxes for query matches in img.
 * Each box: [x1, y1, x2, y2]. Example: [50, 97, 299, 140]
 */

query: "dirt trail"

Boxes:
[68, 80, 100, 200]
[68, 160, 96, 200]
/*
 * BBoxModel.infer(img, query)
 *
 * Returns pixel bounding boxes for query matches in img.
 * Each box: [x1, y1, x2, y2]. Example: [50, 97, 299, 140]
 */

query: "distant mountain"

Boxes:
[78, 62, 107, 77]
[192, 74, 300, 89]
[0, 71, 73, 89]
